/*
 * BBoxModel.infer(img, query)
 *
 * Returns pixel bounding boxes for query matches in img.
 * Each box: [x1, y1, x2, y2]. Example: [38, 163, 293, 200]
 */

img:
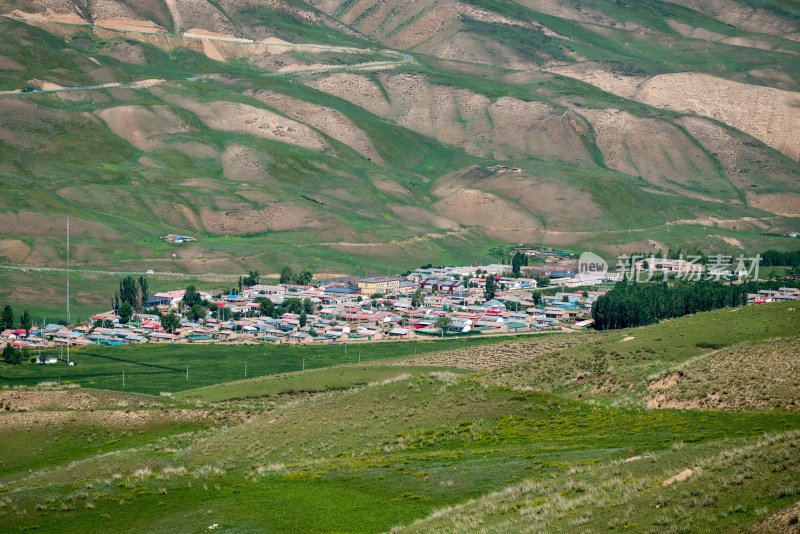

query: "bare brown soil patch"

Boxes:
[377, 73, 496, 156]
[6, 10, 86, 25]
[0, 54, 23, 70]
[485, 98, 591, 164]
[390, 205, 459, 230]
[159, 93, 331, 152]
[576, 107, 716, 189]
[648, 337, 800, 411]
[634, 73, 800, 159]
[663, 467, 699, 486]
[180, 178, 225, 190]
[746, 192, 800, 217]
[432, 188, 541, 231]
[471, 173, 602, 230]
[675, 116, 800, 193]
[551, 66, 800, 160]
[648, 372, 683, 390]
[660, 0, 799, 40]
[98, 39, 146, 65]
[393, 336, 583, 371]
[0, 211, 122, 240]
[0, 407, 242, 431]
[306, 73, 391, 117]
[219, 144, 270, 183]
[712, 234, 744, 249]
[94, 105, 186, 151]
[163, 0, 234, 35]
[515, 0, 618, 27]
[96, 17, 165, 33]
[252, 90, 384, 164]
[373, 178, 411, 198]
[748, 68, 796, 89]
[235, 190, 278, 204]
[0, 389, 161, 411]
[750, 500, 800, 534]
[0, 239, 31, 263]
[647, 393, 703, 410]
[199, 202, 333, 234]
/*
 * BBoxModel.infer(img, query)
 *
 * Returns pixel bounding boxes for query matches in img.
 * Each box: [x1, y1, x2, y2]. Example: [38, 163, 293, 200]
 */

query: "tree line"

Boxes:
[1, 305, 32, 333]
[591, 279, 757, 330]
[760, 249, 800, 267]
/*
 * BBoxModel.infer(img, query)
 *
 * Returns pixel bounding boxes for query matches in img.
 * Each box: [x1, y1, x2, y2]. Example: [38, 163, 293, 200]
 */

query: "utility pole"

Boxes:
[66, 215, 70, 325]
[186, 364, 188, 382]
[123, 369, 125, 388]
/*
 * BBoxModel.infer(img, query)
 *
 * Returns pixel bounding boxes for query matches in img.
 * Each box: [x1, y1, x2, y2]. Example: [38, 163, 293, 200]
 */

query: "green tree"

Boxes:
[138, 276, 149, 306]
[161, 312, 180, 333]
[190, 303, 207, 322]
[488, 246, 508, 261]
[1, 305, 13, 330]
[279, 266, 294, 284]
[299, 311, 307, 327]
[2, 343, 15, 362]
[294, 269, 313, 286]
[9, 346, 23, 365]
[512, 252, 525, 274]
[302, 298, 315, 314]
[484, 275, 496, 301]
[434, 316, 452, 335]
[103, 319, 114, 329]
[118, 302, 133, 324]
[532, 290, 543, 305]
[243, 270, 260, 286]
[183, 285, 202, 309]
[117, 275, 148, 312]
[281, 297, 303, 315]
[535, 276, 550, 288]
[258, 298, 275, 318]
[20, 310, 32, 333]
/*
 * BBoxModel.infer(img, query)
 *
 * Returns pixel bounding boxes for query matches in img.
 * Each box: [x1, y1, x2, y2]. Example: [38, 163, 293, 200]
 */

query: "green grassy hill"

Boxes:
[0, 0, 799, 316]
[0, 302, 798, 532]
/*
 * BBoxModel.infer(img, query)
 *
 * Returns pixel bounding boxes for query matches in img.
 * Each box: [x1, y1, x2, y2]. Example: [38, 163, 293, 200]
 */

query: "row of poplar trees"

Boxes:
[591, 279, 758, 330]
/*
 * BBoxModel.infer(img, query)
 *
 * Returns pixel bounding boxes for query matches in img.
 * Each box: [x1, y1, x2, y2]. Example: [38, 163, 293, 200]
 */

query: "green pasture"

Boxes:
[0, 335, 529, 395]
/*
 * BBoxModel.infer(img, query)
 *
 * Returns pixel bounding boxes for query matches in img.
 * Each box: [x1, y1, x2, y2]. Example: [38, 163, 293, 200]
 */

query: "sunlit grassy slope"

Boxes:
[1, 303, 798, 532]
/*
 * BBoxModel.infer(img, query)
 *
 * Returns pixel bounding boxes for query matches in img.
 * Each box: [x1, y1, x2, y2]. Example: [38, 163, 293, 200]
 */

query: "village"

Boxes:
[1, 256, 605, 353]
[2, 252, 799, 355]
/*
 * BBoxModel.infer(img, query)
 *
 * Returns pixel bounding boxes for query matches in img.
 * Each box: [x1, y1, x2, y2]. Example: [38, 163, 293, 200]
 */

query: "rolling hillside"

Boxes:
[0, 0, 799, 314]
[0, 302, 798, 532]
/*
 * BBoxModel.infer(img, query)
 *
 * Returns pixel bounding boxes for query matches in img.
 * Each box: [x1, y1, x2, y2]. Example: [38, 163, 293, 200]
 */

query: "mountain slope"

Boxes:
[0, 0, 798, 308]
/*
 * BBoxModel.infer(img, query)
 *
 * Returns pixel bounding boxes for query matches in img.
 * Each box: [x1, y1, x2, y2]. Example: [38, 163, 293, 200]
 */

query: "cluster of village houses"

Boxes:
[2, 262, 602, 351]
[3, 257, 798, 354]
